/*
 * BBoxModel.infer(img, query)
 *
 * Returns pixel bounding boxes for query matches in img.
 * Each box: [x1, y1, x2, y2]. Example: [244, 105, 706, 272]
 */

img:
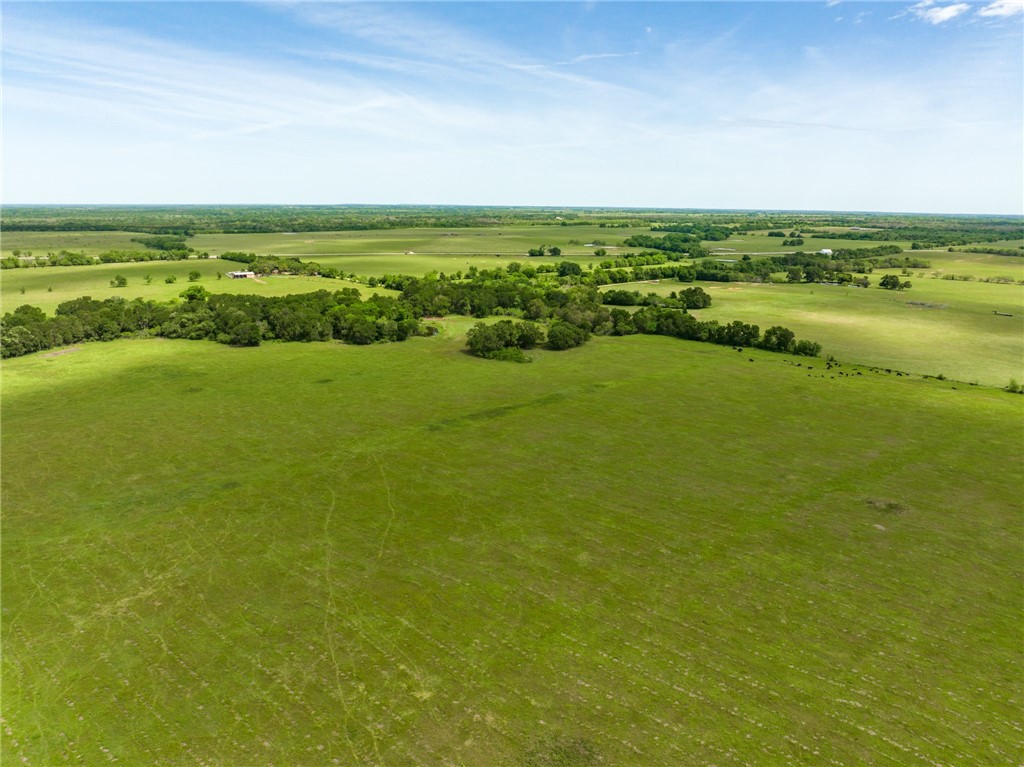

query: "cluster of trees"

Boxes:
[1, 288, 428, 358]
[602, 286, 711, 309]
[465, 319, 548, 361]
[526, 245, 562, 257]
[622, 233, 709, 255]
[598, 253, 668, 268]
[959, 247, 1023, 257]
[879, 275, 912, 291]
[650, 222, 732, 241]
[616, 308, 821, 356]
[132, 235, 191, 251]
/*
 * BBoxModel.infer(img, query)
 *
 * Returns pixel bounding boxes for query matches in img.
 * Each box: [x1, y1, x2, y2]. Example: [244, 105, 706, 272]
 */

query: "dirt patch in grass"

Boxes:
[865, 498, 909, 516]
[42, 347, 82, 358]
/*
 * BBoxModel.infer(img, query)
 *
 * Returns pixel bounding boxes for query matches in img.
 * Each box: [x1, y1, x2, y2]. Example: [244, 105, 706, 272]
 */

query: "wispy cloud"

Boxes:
[280, 3, 630, 96]
[977, 0, 1024, 16]
[905, 1, 972, 24]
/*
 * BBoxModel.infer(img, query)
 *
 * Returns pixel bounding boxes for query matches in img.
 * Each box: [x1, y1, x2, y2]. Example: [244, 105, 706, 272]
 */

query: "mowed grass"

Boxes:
[3, 334, 1021, 766]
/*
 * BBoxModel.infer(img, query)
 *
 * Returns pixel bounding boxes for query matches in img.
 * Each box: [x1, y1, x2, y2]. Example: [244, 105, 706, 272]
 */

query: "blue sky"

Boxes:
[2, 1, 1022, 212]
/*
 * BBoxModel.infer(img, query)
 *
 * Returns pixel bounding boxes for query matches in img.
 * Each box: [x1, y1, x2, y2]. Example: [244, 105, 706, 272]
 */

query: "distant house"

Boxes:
[227, 270, 255, 279]
[818, 248, 833, 256]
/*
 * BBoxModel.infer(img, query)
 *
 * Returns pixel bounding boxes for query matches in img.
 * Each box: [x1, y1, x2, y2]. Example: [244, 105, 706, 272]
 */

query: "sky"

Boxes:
[2, 1, 1022, 213]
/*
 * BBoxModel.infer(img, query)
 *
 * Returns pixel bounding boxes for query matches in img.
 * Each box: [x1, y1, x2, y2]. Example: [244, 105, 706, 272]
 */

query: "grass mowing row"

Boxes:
[3, 332, 1021, 766]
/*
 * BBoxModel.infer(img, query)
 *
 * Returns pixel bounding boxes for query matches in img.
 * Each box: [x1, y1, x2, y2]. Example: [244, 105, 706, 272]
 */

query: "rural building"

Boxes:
[227, 270, 255, 279]
[818, 248, 833, 256]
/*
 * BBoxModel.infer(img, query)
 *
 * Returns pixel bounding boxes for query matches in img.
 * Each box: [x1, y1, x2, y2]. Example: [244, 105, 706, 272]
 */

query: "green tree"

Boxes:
[188, 270, 202, 282]
[179, 285, 210, 303]
[546, 321, 588, 350]
[110, 274, 128, 288]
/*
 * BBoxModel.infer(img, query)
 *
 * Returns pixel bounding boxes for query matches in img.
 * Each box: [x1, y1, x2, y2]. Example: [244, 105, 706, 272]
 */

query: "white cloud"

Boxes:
[909, 1, 972, 24]
[977, 0, 1024, 17]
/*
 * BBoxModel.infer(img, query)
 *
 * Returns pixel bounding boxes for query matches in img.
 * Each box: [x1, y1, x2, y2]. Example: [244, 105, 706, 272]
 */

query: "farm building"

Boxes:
[227, 270, 255, 279]
[818, 248, 833, 256]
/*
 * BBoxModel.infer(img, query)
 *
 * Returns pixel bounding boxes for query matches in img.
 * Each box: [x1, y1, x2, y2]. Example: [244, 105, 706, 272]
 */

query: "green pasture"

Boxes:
[922, 249, 1024, 280]
[3, 334, 1021, 766]
[0, 260, 394, 315]
[611, 265, 1023, 386]
[190, 224, 647, 258]
[0, 230, 145, 256]
[707, 234, 913, 255]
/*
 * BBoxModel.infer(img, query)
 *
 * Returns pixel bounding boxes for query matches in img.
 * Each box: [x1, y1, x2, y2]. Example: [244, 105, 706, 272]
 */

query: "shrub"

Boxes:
[546, 321, 589, 350]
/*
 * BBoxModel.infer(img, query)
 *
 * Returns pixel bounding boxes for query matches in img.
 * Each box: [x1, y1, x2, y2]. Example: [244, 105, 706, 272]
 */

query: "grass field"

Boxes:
[0, 260, 396, 315]
[617, 275, 1024, 387]
[3, 332, 1022, 766]
[2, 226, 914, 277]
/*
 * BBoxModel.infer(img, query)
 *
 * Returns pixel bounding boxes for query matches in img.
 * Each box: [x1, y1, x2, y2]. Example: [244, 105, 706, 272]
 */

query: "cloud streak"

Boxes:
[978, 0, 1024, 16]
[909, 1, 972, 24]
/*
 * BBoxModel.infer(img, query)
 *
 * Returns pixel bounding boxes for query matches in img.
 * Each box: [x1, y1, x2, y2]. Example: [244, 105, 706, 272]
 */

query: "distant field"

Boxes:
[3, 333, 1021, 766]
[924, 249, 1024, 280]
[706, 234, 913, 255]
[6, 239, 1022, 385]
[0, 260, 396, 315]
[614, 271, 1023, 386]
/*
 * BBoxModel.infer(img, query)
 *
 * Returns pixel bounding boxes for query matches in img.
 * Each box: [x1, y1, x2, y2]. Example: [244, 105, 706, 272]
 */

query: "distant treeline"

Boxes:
[802, 223, 1023, 247]
[1, 249, 195, 269]
[957, 247, 1023, 257]
[2, 206, 688, 234]
[4, 208, 1020, 246]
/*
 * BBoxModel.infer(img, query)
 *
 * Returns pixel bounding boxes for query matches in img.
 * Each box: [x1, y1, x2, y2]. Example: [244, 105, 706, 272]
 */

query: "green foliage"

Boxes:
[109, 274, 128, 288]
[164, 275, 177, 284]
[879, 274, 912, 291]
[187, 270, 202, 282]
[179, 285, 210, 303]
[556, 261, 582, 278]
[466, 319, 544, 359]
[546, 320, 589, 350]
[133, 235, 189, 251]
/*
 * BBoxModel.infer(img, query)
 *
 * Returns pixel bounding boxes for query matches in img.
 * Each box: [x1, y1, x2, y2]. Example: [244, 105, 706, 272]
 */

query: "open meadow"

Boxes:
[3, 331, 1022, 766]
[615, 269, 1024, 387]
